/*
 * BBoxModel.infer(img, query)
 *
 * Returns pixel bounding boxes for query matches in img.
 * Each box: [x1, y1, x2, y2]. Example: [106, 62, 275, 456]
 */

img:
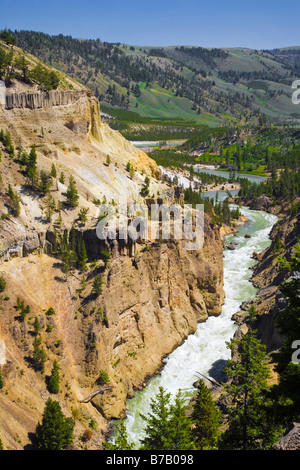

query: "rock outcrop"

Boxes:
[5, 90, 85, 110]
[249, 211, 300, 352]
[248, 195, 273, 211]
[0, 211, 224, 448]
[272, 423, 300, 450]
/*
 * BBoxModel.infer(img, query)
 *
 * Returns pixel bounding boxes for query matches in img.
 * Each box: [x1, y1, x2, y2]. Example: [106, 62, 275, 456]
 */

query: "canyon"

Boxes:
[0, 50, 226, 450]
[1, 39, 297, 451]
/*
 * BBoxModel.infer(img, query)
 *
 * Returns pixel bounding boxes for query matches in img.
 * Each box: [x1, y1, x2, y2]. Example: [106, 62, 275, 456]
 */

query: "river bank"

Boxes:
[159, 165, 241, 193]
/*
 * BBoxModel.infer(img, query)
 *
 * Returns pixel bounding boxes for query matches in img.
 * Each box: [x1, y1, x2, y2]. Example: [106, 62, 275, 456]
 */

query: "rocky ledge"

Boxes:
[4, 90, 87, 110]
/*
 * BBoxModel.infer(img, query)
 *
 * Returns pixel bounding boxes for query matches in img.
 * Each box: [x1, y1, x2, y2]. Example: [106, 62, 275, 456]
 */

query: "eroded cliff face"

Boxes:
[0, 213, 224, 449]
[1, 87, 159, 180]
[241, 210, 300, 352]
[0, 84, 167, 264]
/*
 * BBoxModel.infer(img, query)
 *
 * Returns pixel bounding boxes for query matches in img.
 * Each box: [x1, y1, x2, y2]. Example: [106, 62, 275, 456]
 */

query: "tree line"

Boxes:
[10, 29, 261, 121]
[0, 30, 60, 90]
[239, 145, 300, 202]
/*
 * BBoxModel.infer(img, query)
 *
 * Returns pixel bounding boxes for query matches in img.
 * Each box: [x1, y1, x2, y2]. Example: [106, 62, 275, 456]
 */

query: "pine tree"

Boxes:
[103, 419, 134, 450]
[32, 336, 47, 373]
[14, 55, 30, 82]
[78, 207, 89, 225]
[0, 30, 16, 47]
[191, 380, 221, 449]
[140, 387, 195, 450]
[58, 230, 77, 276]
[8, 185, 21, 216]
[65, 175, 79, 208]
[35, 398, 74, 450]
[52, 227, 58, 253]
[0, 368, 4, 389]
[140, 387, 172, 450]
[270, 244, 300, 425]
[273, 234, 282, 254]
[164, 390, 196, 450]
[48, 360, 60, 394]
[92, 273, 104, 297]
[129, 165, 135, 179]
[45, 307, 55, 316]
[50, 163, 57, 178]
[69, 226, 77, 253]
[16, 298, 30, 322]
[33, 317, 41, 336]
[39, 170, 52, 194]
[220, 326, 277, 450]
[100, 250, 111, 268]
[0, 49, 14, 85]
[30, 64, 60, 91]
[59, 171, 65, 184]
[25, 146, 38, 187]
[77, 236, 88, 271]
[44, 193, 56, 221]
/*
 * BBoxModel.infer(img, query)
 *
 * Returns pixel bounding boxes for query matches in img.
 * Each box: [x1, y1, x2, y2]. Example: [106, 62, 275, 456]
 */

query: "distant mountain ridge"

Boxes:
[6, 29, 300, 127]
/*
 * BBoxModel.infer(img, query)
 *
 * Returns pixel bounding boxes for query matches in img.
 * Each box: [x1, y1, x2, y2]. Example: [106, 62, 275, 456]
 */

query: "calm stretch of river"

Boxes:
[116, 204, 277, 448]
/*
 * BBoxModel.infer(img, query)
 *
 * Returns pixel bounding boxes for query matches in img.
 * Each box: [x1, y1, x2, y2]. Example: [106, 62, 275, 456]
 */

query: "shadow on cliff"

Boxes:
[24, 433, 38, 450]
[208, 359, 228, 383]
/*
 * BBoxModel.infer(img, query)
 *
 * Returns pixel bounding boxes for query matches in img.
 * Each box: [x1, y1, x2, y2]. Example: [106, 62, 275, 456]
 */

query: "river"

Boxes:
[113, 204, 277, 448]
[194, 167, 268, 183]
[158, 165, 265, 203]
[131, 140, 186, 149]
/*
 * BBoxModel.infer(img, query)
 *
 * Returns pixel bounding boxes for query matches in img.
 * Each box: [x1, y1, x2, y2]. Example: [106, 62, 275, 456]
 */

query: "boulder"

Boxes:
[226, 242, 237, 250]
[249, 195, 272, 211]
[231, 310, 247, 325]
[272, 423, 300, 450]
[252, 251, 263, 260]
[23, 233, 41, 256]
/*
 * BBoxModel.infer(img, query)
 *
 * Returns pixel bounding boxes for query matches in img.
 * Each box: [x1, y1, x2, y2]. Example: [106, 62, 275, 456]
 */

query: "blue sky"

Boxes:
[0, 0, 299, 49]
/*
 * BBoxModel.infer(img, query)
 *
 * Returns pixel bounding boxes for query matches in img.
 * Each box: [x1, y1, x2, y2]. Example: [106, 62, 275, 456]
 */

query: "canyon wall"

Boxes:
[0, 213, 224, 449]
[0, 78, 226, 449]
[249, 210, 300, 352]
[4, 90, 85, 110]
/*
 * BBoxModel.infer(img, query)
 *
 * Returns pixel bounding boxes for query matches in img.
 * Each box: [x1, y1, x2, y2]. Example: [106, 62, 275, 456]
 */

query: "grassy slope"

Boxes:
[130, 82, 220, 126]
[121, 45, 299, 125]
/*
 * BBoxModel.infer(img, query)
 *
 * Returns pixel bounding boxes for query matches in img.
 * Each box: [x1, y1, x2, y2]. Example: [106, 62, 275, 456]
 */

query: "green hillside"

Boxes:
[6, 30, 300, 139]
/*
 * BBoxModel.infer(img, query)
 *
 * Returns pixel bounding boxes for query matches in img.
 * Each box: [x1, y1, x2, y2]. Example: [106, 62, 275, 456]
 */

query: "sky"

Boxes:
[0, 0, 299, 49]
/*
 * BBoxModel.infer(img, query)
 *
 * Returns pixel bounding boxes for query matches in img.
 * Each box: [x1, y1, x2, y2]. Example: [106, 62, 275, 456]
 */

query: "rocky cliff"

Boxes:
[5, 90, 84, 110]
[0, 57, 225, 449]
[248, 209, 300, 352]
[229, 201, 300, 356]
[0, 213, 224, 449]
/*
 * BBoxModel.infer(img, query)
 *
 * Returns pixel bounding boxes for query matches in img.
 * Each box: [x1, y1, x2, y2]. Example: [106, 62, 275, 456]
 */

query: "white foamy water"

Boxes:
[113, 206, 277, 447]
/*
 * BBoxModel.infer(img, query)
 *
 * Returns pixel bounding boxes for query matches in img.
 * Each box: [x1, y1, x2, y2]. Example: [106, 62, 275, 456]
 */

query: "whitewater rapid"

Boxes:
[115, 205, 277, 447]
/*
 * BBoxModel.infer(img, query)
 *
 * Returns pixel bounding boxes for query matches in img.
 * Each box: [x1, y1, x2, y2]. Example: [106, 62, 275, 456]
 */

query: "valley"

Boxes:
[0, 27, 299, 451]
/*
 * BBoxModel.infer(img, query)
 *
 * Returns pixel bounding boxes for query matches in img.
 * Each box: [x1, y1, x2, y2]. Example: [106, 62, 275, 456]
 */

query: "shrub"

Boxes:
[0, 277, 6, 292]
[98, 370, 110, 385]
[45, 307, 55, 316]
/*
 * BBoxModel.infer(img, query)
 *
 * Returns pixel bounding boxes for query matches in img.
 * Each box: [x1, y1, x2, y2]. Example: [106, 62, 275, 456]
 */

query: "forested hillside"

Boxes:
[9, 30, 300, 138]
